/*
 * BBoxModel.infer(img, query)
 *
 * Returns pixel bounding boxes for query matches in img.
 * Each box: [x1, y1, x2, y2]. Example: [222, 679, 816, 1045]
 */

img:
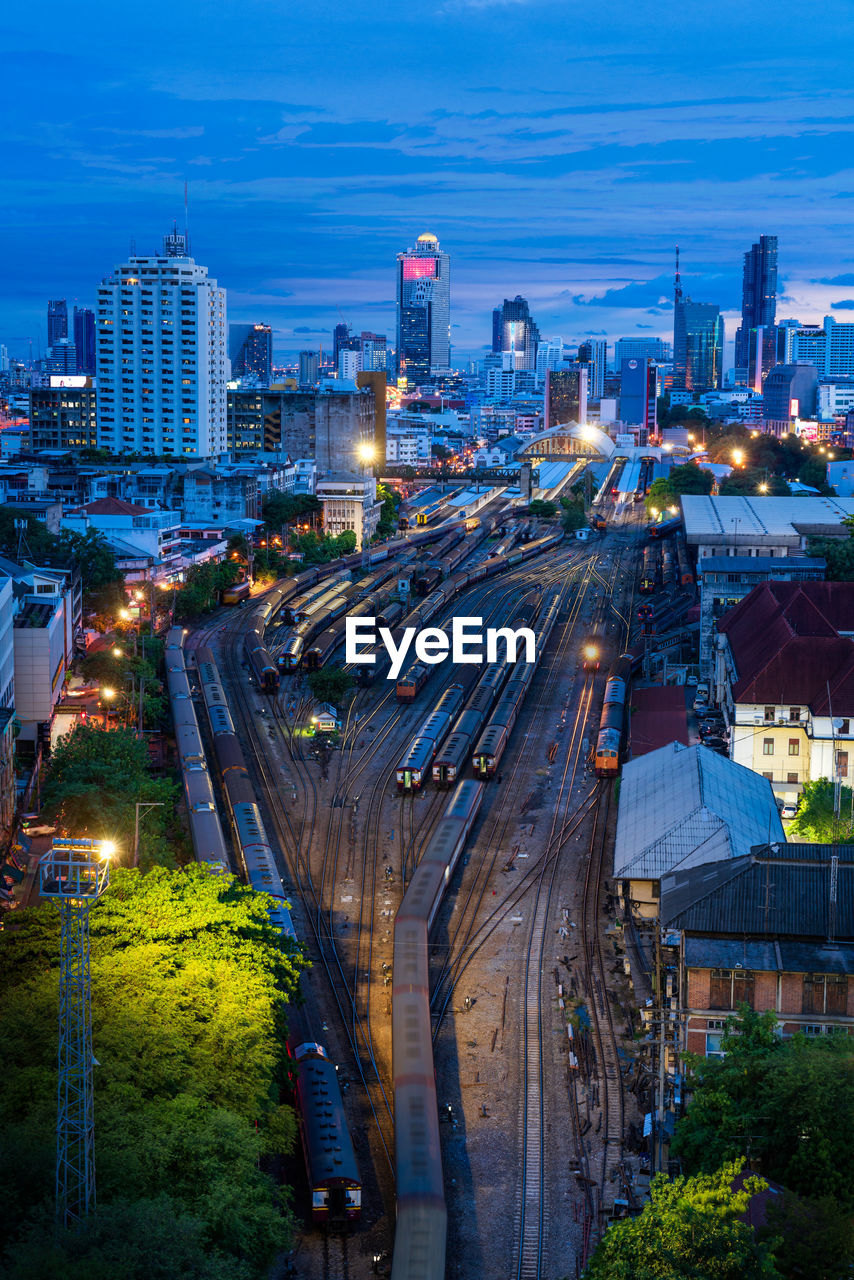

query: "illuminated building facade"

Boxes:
[228, 323, 272, 383]
[734, 234, 778, 385]
[492, 296, 540, 371]
[395, 233, 450, 383]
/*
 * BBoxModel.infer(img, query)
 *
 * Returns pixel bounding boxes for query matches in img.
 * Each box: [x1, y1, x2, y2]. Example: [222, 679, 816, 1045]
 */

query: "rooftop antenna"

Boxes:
[674, 244, 683, 304]
[184, 181, 191, 256]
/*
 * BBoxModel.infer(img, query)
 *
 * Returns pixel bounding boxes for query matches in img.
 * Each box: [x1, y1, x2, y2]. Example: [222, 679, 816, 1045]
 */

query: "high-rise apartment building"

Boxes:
[229, 323, 272, 383]
[73, 307, 96, 375]
[614, 337, 671, 364]
[734, 235, 778, 383]
[333, 322, 359, 369]
[298, 350, 319, 388]
[47, 299, 68, 347]
[30, 382, 98, 451]
[545, 367, 588, 429]
[395, 232, 450, 383]
[359, 331, 387, 373]
[791, 318, 854, 377]
[535, 337, 563, 385]
[96, 228, 227, 457]
[577, 338, 607, 399]
[47, 339, 78, 377]
[492, 296, 540, 371]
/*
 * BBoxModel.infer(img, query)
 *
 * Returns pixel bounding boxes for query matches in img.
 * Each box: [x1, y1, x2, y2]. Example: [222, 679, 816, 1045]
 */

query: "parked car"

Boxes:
[702, 736, 728, 751]
[781, 802, 798, 820]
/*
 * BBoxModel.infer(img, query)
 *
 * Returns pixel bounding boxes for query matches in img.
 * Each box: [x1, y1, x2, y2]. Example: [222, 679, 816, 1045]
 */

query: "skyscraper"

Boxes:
[395, 232, 450, 383]
[734, 234, 778, 384]
[492, 296, 540, 371]
[96, 228, 227, 457]
[576, 338, 607, 400]
[47, 299, 68, 347]
[672, 249, 724, 392]
[614, 337, 671, 364]
[333, 322, 359, 369]
[298, 350, 319, 387]
[620, 358, 658, 432]
[545, 367, 588, 429]
[229, 323, 272, 383]
[73, 307, 96, 376]
[359, 331, 387, 373]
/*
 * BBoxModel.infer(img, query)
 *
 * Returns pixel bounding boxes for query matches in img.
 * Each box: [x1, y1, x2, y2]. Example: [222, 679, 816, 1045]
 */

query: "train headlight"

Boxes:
[583, 644, 598, 661]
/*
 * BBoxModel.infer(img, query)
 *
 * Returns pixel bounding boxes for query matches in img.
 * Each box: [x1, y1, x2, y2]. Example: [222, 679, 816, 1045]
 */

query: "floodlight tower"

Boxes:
[39, 837, 114, 1227]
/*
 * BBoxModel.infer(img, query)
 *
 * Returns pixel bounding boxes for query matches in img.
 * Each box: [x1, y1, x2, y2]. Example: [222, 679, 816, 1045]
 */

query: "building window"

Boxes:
[787, 772, 799, 784]
[837, 751, 849, 779]
[840, 720, 850, 735]
[710, 968, 754, 1010]
[763, 738, 774, 756]
[789, 707, 801, 722]
[764, 706, 775, 723]
[803, 974, 848, 1016]
[788, 739, 800, 756]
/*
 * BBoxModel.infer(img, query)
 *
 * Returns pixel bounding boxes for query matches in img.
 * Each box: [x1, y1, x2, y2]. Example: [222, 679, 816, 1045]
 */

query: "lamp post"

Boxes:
[39, 836, 115, 1227]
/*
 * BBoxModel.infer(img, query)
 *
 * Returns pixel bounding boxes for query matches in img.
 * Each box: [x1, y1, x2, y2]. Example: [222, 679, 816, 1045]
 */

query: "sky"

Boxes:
[5, 0, 854, 365]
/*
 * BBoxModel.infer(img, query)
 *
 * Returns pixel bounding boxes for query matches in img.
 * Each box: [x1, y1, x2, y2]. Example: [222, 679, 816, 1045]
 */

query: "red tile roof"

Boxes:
[629, 685, 689, 757]
[72, 497, 149, 516]
[719, 581, 854, 711]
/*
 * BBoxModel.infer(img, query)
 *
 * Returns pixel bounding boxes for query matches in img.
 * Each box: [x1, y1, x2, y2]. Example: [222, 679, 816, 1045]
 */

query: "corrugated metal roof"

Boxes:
[613, 742, 784, 879]
[663, 843, 854, 939]
[684, 936, 854, 973]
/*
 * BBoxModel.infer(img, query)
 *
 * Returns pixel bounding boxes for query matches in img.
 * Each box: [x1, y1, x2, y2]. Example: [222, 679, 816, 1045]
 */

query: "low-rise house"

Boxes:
[316, 474, 382, 551]
[62, 497, 183, 584]
[660, 842, 854, 1057]
[613, 741, 784, 919]
[716, 581, 854, 809]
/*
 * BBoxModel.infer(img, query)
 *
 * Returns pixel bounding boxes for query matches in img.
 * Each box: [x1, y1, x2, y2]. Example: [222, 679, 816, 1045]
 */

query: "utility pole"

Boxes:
[133, 801, 165, 868]
[39, 837, 114, 1227]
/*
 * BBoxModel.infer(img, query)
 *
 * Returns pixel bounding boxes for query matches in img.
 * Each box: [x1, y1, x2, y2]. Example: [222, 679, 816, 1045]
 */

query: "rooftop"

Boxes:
[71, 497, 151, 517]
[681, 495, 854, 542]
[698, 556, 826, 575]
[613, 741, 784, 881]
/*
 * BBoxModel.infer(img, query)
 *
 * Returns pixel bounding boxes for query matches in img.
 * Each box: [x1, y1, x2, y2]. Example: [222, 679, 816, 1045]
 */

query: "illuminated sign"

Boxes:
[50, 376, 90, 389]
[402, 258, 437, 281]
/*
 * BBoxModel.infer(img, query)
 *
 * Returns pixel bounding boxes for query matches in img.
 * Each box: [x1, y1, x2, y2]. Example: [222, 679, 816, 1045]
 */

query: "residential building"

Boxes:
[492, 296, 540, 371]
[62, 497, 183, 583]
[776, 318, 801, 363]
[338, 348, 360, 381]
[818, 379, 854, 419]
[359, 332, 387, 373]
[544, 366, 588, 429]
[47, 299, 68, 347]
[791, 317, 854, 377]
[315, 474, 382, 550]
[734, 234, 778, 384]
[615, 337, 671, 365]
[535, 337, 563, 386]
[613, 740, 783, 919]
[762, 363, 818, 436]
[333, 323, 359, 369]
[356, 371, 387, 462]
[226, 388, 315, 457]
[298, 350, 319, 388]
[95, 228, 227, 457]
[697, 555, 825, 679]
[715, 581, 854, 807]
[619, 357, 658, 432]
[395, 232, 451, 382]
[681, 494, 854, 560]
[47, 340, 78, 377]
[228, 323, 272, 383]
[29, 381, 97, 451]
[181, 468, 260, 525]
[660, 843, 854, 1058]
[73, 307, 96, 376]
[577, 338, 607, 400]
[315, 381, 375, 475]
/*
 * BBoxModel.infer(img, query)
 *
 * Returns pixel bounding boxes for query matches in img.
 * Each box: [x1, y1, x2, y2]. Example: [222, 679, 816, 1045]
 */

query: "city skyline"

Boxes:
[5, 0, 854, 361]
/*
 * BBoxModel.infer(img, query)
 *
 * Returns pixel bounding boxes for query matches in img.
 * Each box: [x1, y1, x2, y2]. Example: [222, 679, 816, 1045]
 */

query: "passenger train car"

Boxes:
[396, 684, 466, 789]
[593, 655, 633, 777]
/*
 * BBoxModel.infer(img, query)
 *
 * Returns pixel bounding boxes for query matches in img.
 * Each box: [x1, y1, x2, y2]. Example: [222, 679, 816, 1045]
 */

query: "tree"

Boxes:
[809, 535, 854, 581]
[173, 561, 241, 620]
[673, 1008, 854, 1211]
[762, 1191, 854, 1280]
[0, 866, 304, 1279]
[559, 494, 587, 532]
[669, 462, 715, 496]
[584, 1162, 781, 1279]
[306, 666, 353, 705]
[719, 469, 790, 497]
[528, 499, 557, 517]
[646, 477, 676, 516]
[261, 491, 320, 531]
[786, 777, 854, 841]
[375, 483, 400, 539]
[41, 725, 180, 868]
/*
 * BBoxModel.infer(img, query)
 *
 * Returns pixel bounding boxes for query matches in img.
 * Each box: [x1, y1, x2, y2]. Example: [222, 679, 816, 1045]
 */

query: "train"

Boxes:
[646, 515, 683, 539]
[676, 536, 694, 587]
[392, 780, 484, 1280]
[661, 542, 675, 590]
[184, 643, 361, 1227]
[397, 663, 430, 702]
[470, 587, 563, 779]
[396, 684, 467, 790]
[593, 655, 633, 777]
[221, 579, 251, 605]
[581, 620, 605, 671]
[432, 665, 510, 785]
[639, 544, 661, 593]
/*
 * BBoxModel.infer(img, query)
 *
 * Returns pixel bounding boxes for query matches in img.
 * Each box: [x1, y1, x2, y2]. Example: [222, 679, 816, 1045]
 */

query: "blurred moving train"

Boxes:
[593, 655, 633, 777]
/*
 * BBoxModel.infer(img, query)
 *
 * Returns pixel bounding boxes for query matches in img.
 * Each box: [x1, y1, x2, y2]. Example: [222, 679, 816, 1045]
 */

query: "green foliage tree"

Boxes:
[80, 636, 167, 730]
[761, 1191, 854, 1280]
[719, 469, 790, 497]
[375, 483, 400, 539]
[669, 462, 715, 496]
[41, 725, 180, 868]
[559, 494, 587, 532]
[645, 477, 676, 516]
[306, 665, 353, 705]
[787, 777, 854, 841]
[528, 499, 557, 517]
[584, 1161, 781, 1279]
[796, 456, 833, 493]
[0, 866, 304, 1279]
[809, 534, 854, 580]
[290, 529, 357, 564]
[261, 491, 320, 531]
[173, 561, 241, 620]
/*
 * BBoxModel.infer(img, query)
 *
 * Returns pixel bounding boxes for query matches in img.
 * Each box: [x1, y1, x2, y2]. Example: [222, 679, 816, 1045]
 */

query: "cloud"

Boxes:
[819, 274, 854, 285]
[831, 299, 854, 309]
[293, 325, 325, 333]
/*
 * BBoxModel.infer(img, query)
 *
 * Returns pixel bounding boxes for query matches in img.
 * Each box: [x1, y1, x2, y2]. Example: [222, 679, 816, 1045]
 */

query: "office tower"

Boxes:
[790, 318, 854, 376]
[395, 232, 451, 383]
[544, 367, 588, 429]
[95, 227, 227, 457]
[73, 307, 96, 376]
[359, 331, 387, 373]
[535, 337, 563, 385]
[332, 322, 354, 369]
[47, 299, 68, 347]
[298, 350, 319, 387]
[734, 234, 778, 381]
[229, 323, 272, 383]
[614, 336, 671, 364]
[47, 339, 78, 376]
[30, 383, 97, 451]
[762, 364, 818, 437]
[620, 358, 658, 431]
[492, 296, 540, 371]
[577, 338, 607, 399]
[338, 348, 360, 381]
[672, 249, 723, 391]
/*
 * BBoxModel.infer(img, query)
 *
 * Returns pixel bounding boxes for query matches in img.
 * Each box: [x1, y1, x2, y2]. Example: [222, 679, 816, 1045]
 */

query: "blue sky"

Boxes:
[5, 0, 854, 363]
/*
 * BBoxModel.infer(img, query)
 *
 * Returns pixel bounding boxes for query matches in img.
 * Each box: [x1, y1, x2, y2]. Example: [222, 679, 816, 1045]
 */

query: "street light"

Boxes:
[732, 449, 745, 467]
[758, 482, 769, 493]
[112, 647, 123, 659]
